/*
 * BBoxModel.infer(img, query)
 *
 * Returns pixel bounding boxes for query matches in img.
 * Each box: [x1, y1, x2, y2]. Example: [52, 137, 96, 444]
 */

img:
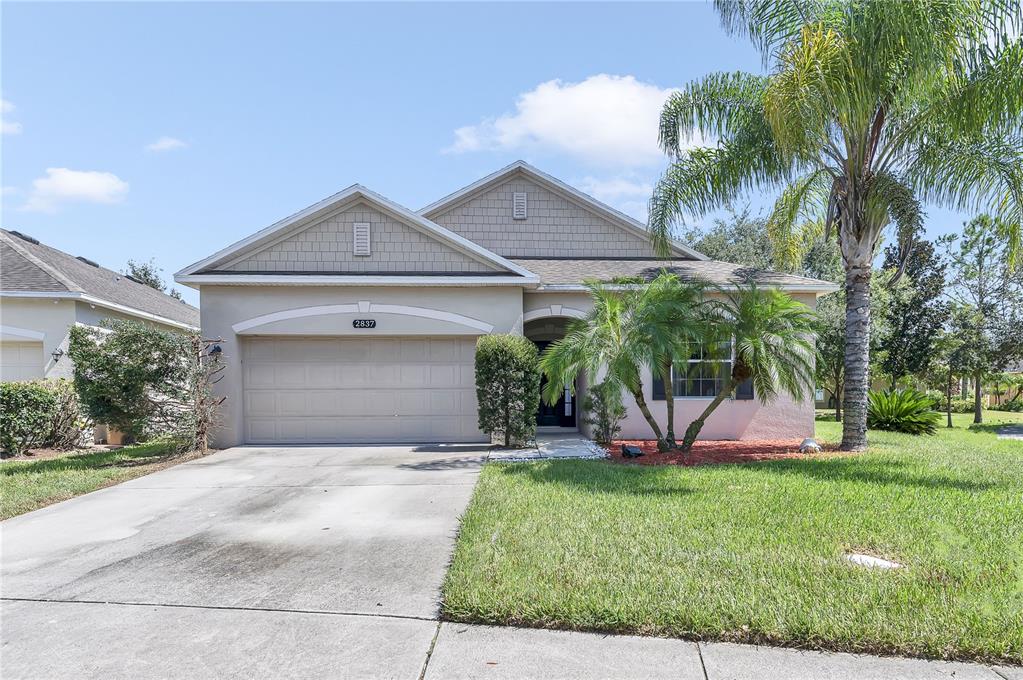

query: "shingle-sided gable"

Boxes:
[427, 175, 657, 258]
[214, 201, 504, 275]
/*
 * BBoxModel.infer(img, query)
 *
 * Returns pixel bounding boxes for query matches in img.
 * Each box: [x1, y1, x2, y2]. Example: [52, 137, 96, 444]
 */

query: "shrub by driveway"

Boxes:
[442, 413, 1023, 663]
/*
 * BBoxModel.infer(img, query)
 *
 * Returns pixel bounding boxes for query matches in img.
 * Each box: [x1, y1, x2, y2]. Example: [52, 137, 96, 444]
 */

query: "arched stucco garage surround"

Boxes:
[200, 285, 525, 448]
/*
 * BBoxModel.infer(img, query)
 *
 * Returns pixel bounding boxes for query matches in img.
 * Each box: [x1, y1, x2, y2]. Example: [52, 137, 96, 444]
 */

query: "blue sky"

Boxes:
[2, 2, 968, 305]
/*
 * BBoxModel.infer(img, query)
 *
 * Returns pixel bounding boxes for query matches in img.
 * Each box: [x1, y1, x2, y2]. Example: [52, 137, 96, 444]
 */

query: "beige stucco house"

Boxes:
[1, 229, 199, 383]
[176, 162, 836, 448]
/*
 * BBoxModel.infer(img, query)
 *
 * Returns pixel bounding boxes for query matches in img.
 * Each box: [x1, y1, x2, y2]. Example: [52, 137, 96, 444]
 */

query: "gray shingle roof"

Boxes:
[509, 258, 838, 290]
[1, 230, 200, 327]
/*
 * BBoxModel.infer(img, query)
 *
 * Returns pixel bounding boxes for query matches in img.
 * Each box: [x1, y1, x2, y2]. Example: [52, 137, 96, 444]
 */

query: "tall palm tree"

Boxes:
[649, 1, 1023, 450]
[540, 282, 668, 449]
[631, 274, 707, 447]
[678, 284, 817, 451]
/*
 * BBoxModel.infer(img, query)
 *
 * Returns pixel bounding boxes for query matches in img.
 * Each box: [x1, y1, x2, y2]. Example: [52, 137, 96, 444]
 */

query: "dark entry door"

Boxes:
[534, 341, 576, 427]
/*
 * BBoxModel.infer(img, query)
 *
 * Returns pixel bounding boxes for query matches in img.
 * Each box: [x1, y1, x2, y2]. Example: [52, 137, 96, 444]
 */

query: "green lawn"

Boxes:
[443, 410, 1023, 663]
[0, 442, 196, 520]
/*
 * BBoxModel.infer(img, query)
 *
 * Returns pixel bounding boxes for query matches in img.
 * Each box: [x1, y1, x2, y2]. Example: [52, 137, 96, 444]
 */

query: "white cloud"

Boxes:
[1, 99, 23, 135]
[577, 175, 655, 221]
[447, 74, 689, 167]
[145, 136, 187, 152]
[22, 168, 129, 213]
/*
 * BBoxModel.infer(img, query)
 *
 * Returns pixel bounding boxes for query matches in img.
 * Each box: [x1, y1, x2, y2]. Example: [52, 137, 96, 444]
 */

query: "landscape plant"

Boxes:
[677, 283, 816, 451]
[474, 334, 541, 447]
[866, 388, 942, 435]
[581, 381, 627, 446]
[649, 1, 1023, 450]
[0, 381, 57, 456]
[69, 320, 226, 452]
[540, 283, 669, 449]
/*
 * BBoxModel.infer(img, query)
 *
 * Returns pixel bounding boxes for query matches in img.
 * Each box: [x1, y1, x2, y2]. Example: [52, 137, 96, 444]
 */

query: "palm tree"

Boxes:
[632, 274, 707, 447]
[649, 1, 1022, 450]
[540, 282, 669, 450]
[678, 284, 816, 452]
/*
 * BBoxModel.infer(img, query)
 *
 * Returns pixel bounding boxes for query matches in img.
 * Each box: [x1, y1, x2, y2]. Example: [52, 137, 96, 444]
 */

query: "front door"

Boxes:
[534, 341, 575, 427]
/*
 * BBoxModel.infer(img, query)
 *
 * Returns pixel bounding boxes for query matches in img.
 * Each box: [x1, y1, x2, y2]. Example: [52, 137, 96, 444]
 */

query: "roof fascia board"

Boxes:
[532, 283, 841, 295]
[175, 274, 539, 288]
[0, 291, 198, 330]
[418, 161, 709, 261]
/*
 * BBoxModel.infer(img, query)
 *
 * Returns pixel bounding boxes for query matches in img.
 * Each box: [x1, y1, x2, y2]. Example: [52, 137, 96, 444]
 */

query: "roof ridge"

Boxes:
[0, 229, 81, 293]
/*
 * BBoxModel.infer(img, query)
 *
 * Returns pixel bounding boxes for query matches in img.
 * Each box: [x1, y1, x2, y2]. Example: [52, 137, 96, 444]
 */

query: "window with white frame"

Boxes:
[671, 340, 733, 398]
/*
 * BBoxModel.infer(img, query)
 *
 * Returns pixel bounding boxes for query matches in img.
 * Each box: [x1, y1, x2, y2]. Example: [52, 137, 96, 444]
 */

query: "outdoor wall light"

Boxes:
[51, 348, 65, 362]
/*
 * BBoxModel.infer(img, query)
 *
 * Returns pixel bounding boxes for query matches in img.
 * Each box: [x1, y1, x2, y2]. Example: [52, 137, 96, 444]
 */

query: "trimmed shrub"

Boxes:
[0, 379, 92, 455]
[0, 381, 57, 455]
[475, 335, 541, 447]
[583, 381, 626, 445]
[867, 389, 942, 435]
[992, 400, 1023, 412]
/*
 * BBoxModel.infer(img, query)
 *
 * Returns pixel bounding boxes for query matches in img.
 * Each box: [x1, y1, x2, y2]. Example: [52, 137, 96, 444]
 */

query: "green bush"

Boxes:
[1, 382, 56, 455]
[0, 380, 91, 455]
[475, 335, 541, 447]
[992, 400, 1023, 412]
[867, 389, 942, 435]
[69, 320, 226, 452]
[582, 381, 626, 445]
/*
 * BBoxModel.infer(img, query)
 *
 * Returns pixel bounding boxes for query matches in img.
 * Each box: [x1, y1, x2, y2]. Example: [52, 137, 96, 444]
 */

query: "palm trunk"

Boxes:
[679, 377, 736, 453]
[973, 369, 983, 424]
[630, 385, 665, 446]
[662, 360, 676, 449]
[841, 263, 871, 451]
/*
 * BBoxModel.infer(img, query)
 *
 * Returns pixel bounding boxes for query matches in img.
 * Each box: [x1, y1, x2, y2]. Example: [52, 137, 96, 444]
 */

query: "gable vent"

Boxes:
[353, 222, 371, 256]
[512, 192, 527, 220]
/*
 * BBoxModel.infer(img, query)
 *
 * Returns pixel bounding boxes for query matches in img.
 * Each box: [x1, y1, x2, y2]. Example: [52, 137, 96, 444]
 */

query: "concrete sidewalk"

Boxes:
[3, 602, 1015, 679]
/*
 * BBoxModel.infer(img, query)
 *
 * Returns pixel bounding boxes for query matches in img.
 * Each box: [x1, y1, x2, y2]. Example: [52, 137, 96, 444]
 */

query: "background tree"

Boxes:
[680, 207, 774, 270]
[877, 234, 949, 387]
[649, 1, 1023, 450]
[941, 215, 1023, 422]
[125, 258, 184, 300]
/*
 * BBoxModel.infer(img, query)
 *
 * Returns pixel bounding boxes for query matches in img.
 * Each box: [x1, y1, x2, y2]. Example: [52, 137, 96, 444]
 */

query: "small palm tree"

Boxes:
[631, 274, 706, 447]
[678, 284, 816, 452]
[649, 2, 1023, 450]
[540, 282, 668, 450]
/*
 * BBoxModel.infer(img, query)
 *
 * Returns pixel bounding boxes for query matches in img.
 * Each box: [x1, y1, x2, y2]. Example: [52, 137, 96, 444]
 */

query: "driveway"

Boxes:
[0, 444, 485, 679]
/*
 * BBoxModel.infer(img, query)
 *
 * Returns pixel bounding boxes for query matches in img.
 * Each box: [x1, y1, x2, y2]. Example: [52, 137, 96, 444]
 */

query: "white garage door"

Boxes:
[242, 336, 484, 444]
[0, 341, 44, 382]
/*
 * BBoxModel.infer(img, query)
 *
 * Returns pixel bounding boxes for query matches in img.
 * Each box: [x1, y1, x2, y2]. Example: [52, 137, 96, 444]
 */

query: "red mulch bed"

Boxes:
[606, 439, 845, 467]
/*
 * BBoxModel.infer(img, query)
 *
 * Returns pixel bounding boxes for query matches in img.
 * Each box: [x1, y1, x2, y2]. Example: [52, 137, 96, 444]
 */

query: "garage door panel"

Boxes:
[0, 342, 44, 382]
[242, 336, 483, 444]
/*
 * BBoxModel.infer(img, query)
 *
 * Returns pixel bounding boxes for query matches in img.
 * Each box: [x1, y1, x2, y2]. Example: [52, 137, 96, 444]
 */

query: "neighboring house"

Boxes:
[176, 161, 837, 448]
[0, 229, 200, 383]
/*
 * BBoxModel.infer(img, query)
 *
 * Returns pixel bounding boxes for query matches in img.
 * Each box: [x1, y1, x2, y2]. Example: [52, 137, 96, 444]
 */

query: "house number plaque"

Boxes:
[352, 319, 377, 329]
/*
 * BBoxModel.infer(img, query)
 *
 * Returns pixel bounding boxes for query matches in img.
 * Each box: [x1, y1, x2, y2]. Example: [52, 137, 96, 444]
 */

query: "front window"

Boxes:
[671, 341, 732, 398]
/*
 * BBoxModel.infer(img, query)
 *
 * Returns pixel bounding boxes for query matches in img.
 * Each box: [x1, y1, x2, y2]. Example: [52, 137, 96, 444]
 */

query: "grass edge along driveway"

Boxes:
[1, 442, 200, 520]
[442, 412, 1023, 664]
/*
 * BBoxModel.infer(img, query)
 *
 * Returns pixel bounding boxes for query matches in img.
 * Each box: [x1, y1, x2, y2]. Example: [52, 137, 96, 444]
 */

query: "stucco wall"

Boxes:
[1, 298, 77, 379]
[200, 285, 524, 448]
[222, 201, 500, 274]
[428, 177, 656, 258]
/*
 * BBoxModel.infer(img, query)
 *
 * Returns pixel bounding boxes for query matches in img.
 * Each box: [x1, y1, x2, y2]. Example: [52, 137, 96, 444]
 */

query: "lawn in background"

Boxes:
[442, 410, 1023, 662]
[0, 442, 198, 519]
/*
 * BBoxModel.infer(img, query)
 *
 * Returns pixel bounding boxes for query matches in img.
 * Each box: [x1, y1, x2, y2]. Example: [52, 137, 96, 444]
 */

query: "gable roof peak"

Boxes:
[419, 161, 707, 261]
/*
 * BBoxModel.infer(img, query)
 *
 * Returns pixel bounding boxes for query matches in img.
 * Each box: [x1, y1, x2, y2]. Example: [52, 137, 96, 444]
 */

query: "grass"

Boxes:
[0, 441, 198, 520]
[442, 410, 1023, 663]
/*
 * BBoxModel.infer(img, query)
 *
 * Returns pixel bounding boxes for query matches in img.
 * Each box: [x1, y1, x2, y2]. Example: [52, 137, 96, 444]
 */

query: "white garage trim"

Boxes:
[233, 302, 494, 334]
[0, 325, 45, 341]
[523, 305, 587, 323]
